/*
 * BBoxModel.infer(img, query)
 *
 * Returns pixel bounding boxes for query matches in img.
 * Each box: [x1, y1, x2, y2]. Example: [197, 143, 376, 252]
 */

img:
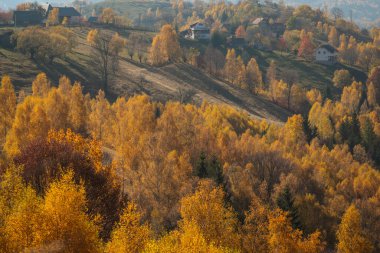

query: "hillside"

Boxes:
[283, 0, 380, 28]
[0, 27, 292, 122]
[84, 0, 173, 21]
[181, 39, 367, 97]
[0, 26, 368, 122]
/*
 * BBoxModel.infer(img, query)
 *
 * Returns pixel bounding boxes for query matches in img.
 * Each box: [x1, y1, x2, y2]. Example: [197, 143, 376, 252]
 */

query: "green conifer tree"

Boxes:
[196, 152, 208, 178]
[276, 186, 302, 230]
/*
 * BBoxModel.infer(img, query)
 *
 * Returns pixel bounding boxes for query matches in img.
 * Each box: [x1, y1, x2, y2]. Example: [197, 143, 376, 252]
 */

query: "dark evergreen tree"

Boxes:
[361, 118, 376, 156]
[340, 115, 361, 150]
[276, 186, 302, 230]
[211, 31, 226, 48]
[325, 86, 332, 100]
[209, 155, 223, 185]
[373, 139, 380, 167]
[303, 114, 317, 143]
[196, 151, 208, 178]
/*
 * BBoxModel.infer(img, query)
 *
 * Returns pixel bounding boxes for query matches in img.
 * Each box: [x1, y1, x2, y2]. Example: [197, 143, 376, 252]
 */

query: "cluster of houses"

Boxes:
[183, 18, 338, 65]
[13, 3, 86, 27]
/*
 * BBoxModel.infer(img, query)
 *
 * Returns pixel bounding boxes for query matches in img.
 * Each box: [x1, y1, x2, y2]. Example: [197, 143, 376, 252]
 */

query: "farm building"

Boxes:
[186, 22, 210, 40]
[45, 5, 81, 24]
[13, 11, 43, 27]
[315, 44, 338, 65]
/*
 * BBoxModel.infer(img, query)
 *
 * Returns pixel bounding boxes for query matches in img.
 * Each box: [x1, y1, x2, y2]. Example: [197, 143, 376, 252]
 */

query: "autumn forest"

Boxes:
[1, 0, 380, 253]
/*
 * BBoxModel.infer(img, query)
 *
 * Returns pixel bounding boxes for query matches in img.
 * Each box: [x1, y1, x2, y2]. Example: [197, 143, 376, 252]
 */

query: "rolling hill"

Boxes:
[0, 27, 292, 123]
[283, 0, 380, 28]
[0, 27, 366, 122]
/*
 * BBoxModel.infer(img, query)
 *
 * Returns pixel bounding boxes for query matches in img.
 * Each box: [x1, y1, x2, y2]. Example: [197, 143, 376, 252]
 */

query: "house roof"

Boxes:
[318, 44, 338, 53]
[56, 7, 81, 17]
[190, 22, 209, 31]
[88, 16, 98, 22]
[190, 22, 199, 28]
[41, 3, 52, 12]
[252, 17, 265, 25]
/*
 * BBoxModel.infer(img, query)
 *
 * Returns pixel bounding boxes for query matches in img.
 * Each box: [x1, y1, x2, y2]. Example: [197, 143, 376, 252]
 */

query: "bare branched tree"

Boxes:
[177, 87, 196, 104]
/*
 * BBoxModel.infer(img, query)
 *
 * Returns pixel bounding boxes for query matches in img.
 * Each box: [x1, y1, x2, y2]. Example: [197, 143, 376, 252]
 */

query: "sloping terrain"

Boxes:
[114, 60, 291, 122]
[0, 27, 291, 122]
[284, 0, 380, 28]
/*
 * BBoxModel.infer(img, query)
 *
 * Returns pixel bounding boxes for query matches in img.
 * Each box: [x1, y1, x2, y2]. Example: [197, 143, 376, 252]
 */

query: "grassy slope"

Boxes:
[249, 49, 367, 95]
[0, 28, 101, 95]
[0, 26, 366, 122]
[0, 27, 292, 122]
[84, 0, 172, 20]
[180, 38, 367, 97]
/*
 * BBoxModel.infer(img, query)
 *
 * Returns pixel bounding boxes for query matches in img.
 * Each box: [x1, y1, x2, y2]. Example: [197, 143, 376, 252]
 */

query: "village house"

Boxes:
[186, 22, 210, 40]
[13, 3, 81, 27]
[44, 4, 81, 24]
[315, 44, 338, 65]
[13, 10, 43, 26]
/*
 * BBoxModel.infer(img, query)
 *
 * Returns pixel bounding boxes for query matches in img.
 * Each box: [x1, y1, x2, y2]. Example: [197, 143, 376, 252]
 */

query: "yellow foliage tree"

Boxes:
[283, 114, 307, 151]
[328, 27, 339, 47]
[46, 8, 59, 26]
[88, 90, 111, 140]
[2, 186, 41, 252]
[242, 198, 270, 253]
[45, 88, 69, 130]
[160, 24, 181, 62]
[69, 82, 87, 132]
[149, 35, 165, 66]
[337, 205, 373, 253]
[58, 75, 72, 98]
[32, 73, 51, 97]
[269, 79, 288, 105]
[0, 164, 25, 224]
[144, 220, 228, 253]
[179, 180, 241, 250]
[149, 24, 181, 65]
[106, 202, 152, 253]
[4, 96, 50, 157]
[341, 81, 362, 114]
[224, 48, 239, 83]
[0, 75, 16, 146]
[236, 55, 247, 89]
[306, 89, 322, 105]
[123, 149, 194, 233]
[308, 101, 335, 144]
[367, 82, 377, 108]
[268, 209, 325, 253]
[37, 170, 102, 252]
[357, 43, 378, 72]
[101, 8, 116, 24]
[246, 57, 263, 93]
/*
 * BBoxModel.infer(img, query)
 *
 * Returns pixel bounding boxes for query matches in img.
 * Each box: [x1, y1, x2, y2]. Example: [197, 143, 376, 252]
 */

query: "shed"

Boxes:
[13, 11, 42, 27]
